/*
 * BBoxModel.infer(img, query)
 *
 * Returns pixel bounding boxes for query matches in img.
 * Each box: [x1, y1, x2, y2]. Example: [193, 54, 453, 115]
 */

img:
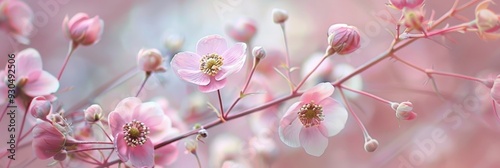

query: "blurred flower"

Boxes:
[210, 134, 244, 167]
[388, 0, 424, 10]
[252, 46, 266, 60]
[473, 0, 500, 40]
[63, 13, 103, 46]
[28, 96, 52, 122]
[331, 63, 364, 99]
[184, 139, 198, 155]
[171, 35, 247, 92]
[154, 142, 179, 167]
[32, 119, 67, 160]
[327, 24, 361, 55]
[392, 101, 417, 120]
[272, 8, 289, 24]
[154, 97, 188, 132]
[403, 9, 425, 32]
[225, 17, 257, 42]
[300, 52, 333, 88]
[84, 104, 102, 124]
[163, 34, 184, 53]
[108, 97, 172, 168]
[0, 0, 33, 44]
[0, 48, 59, 105]
[278, 83, 348, 156]
[137, 48, 166, 73]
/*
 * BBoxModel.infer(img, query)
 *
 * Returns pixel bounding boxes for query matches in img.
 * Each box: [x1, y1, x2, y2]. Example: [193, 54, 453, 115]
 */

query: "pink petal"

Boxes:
[300, 83, 334, 103]
[155, 143, 179, 166]
[132, 102, 171, 130]
[114, 97, 142, 121]
[68, 13, 90, 28]
[14, 48, 42, 77]
[80, 16, 104, 45]
[5, 0, 33, 36]
[108, 112, 126, 137]
[115, 133, 129, 162]
[278, 118, 302, 148]
[215, 43, 247, 81]
[171, 52, 202, 71]
[299, 127, 328, 156]
[129, 138, 155, 168]
[319, 98, 348, 137]
[280, 102, 301, 127]
[198, 77, 227, 93]
[22, 71, 59, 96]
[177, 69, 210, 86]
[32, 121, 65, 159]
[196, 35, 228, 56]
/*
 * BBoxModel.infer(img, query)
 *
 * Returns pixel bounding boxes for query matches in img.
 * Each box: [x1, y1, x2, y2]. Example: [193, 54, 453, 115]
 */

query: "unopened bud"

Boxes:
[396, 101, 417, 120]
[84, 104, 103, 123]
[185, 140, 198, 154]
[475, 1, 500, 33]
[252, 46, 266, 60]
[272, 9, 289, 24]
[164, 34, 184, 53]
[389, 0, 424, 10]
[137, 48, 166, 73]
[29, 96, 52, 121]
[226, 17, 257, 42]
[364, 139, 379, 152]
[327, 24, 361, 55]
[403, 9, 425, 31]
[62, 13, 104, 46]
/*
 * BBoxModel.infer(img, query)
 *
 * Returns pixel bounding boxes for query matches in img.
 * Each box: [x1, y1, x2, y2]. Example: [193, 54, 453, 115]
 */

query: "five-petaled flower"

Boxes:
[108, 97, 172, 168]
[278, 83, 348, 156]
[170, 35, 246, 93]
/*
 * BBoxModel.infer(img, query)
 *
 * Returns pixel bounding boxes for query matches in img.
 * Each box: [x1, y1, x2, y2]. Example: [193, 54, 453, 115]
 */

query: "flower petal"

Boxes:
[132, 102, 171, 130]
[196, 35, 228, 56]
[177, 69, 210, 86]
[320, 97, 348, 137]
[108, 112, 126, 137]
[171, 52, 202, 71]
[300, 83, 334, 103]
[115, 133, 129, 162]
[14, 48, 42, 77]
[155, 142, 179, 166]
[299, 127, 328, 156]
[280, 102, 301, 127]
[22, 71, 59, 96]
[129, 138, 155, 168]
[114, 97, 141, 121]
[215, 43, 246, 81]
[198, 77, 227, 93]
[32, 120, 65, 159]
[278, 118, 302, 148]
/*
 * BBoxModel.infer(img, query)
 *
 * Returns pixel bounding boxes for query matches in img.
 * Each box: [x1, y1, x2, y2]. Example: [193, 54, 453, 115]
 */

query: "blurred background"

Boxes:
[1, 0, 500, 167]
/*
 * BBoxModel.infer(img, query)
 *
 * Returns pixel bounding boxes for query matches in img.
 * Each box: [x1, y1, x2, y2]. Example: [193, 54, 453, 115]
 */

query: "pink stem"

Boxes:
[67, 147, 115, 153]
[337, 87, 372, 140]
[341, 85, 392, 104]
[135, 72, 151, 97]
[294, 53, 330, 92]
[57, 41, 78, 80]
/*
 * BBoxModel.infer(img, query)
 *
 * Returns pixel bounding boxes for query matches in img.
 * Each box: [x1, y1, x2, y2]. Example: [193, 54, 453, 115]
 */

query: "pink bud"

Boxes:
[225, 17, 257, 42]
[389, 0, 424, 10]
[396, 101, 417, 120]
[84, 104, 102, 123]
[490, 75, 500, 103]
[28, 96, 52, 121]
[475, 1, 500, 33]
[137, 48, 166, 72]
[327, 24, 361, 55]
[403, 9, 425, 31]
[0, 0, 34, 44]
[364, 139, 379, 152]
[62, 13, 104, 46]
[32, 120, 66, 160]
[272, 8, 289, 24]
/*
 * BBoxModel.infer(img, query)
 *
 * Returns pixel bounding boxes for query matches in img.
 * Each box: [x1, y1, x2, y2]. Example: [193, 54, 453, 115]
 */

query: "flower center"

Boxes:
[122, 120, 150, 147]
[200, 53, 224, 76]
[297, 102, 324, 127]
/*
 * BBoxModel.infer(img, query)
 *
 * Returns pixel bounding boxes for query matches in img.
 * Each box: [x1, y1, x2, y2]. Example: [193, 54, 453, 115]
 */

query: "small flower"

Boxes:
[0, 48, 59, 105]
[62, 13, 104, 46]
[171, 35, 247, 93]
[84, 104, 102, 123]
[278, 83, 348, 156]
[272, 8, 289, 24]
[392, 101, 417, 120]
[327, 24, 361, 55]
[137, 48, 166, 73]
[108, 97, 172, 168]
[0, 0, 33, 44]
[388, 0, 424, 10]
[473, 0, 500, 40]
[32, 120, 67, 160]
[364, 138, 379, 152]
[402, 9, 425, 32]
[225, 17, 257, 42]
[252, 46, 266, 60]
[28, 96, 52, 121]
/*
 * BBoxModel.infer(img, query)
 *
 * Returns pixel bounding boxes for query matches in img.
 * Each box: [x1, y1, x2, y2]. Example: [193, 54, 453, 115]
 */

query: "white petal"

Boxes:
[278, 118, 302, 148]
[299, 127, 328, 156]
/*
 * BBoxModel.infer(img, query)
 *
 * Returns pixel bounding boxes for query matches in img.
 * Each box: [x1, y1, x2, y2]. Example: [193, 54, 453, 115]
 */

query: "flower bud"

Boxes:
[327, 24, 361, 55]
[163, 34, 184, 53]
[137, 48, 166, 72]
[185, 140, 198, 154]
[84, 104, 102, 123]
[225, 17, 257, 42]
[252, 46, 266, 60]
[389, 0, 424, 10]
[272, 8, 289, 24]
[403, 9, 425, 31]
[395, 101, 417, 120]
[475, 1, 500, 33]
[0, 0, 34, 44]
[62, 13, 104, 46]
[29, 96, 52, 121]
[364, 139, 379, 152]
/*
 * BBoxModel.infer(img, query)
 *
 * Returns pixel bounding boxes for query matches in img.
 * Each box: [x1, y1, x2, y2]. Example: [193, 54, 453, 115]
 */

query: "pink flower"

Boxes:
[0, 0, 33, 44]
[278, 83, 348, 156]
[327, 24, 361, 55]
[32, 120, 66, 160]
[171, 35, 247, 93]
[225, 17, 257, 42]
[62, 13, 104, 46]
[389, 0, 424, 10]
[0, 48, 59, 105]
[137, 48, 166, 73]
[154, 142, 179, 167]
[108, 97, 172, 168]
